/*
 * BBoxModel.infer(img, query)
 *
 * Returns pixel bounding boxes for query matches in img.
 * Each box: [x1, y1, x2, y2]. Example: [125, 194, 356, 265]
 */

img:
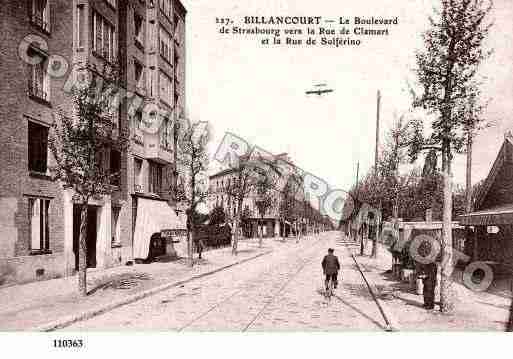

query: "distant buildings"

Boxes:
[208, 153, 331, 238]
[0, 0, 187, 286]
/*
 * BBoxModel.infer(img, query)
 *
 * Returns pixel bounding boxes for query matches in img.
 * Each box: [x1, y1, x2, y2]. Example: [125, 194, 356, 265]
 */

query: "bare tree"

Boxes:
[254, 167, 280, 247]
[408, 0, 493, 313]
[278, 169, 303, 240]
[224, 154, 281, 255]
[49, 63, 128, 296]
[175, 119, 211, 266]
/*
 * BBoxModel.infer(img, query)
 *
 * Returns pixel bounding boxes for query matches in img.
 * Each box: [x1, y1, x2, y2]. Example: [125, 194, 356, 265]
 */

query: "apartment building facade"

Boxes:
[0, 0, 187, 286]
[208, 154, 328, 238]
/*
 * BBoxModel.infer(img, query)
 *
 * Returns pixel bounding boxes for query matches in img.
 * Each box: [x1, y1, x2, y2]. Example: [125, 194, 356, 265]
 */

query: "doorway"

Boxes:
[73, 205, 98, 270]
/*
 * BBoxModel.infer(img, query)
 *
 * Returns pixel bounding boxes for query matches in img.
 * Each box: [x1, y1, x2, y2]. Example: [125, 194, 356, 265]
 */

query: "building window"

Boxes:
[134, 60, 145, 92]
[110, 149, 121, 186]
[27, 48, 50, 102]
[149, 161, 162, 195]
[29, 198, 50, 254]
[159, 71, 173, 105]
[148, 21, 156, 52]
[28, 121, 49, 174]
[111, 207, 121, 247]
[159, 26, 172, 63]
[134, 13, 144, 47]
[159, 0, 172, 19]
[105, 0, 116, 8]
[92, 10, 116, 62]
[134, 109, 143, 129]
[77, 4, 85, 48]
[30, 0, 50, 33]
[160, 117, 172, 149]
[134, 158, 143, 192]
[148, 69, 155, 98]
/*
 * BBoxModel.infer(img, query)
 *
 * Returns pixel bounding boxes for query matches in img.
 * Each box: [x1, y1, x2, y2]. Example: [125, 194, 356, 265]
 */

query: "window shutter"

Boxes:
[30, 199, 41, 250]
[44, 200, 50, 250]
[95, 14, 102, 54]
[40, 125, 48, 173]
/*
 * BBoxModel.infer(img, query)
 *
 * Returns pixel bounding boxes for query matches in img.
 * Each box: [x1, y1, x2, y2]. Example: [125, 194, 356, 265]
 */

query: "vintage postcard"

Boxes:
[0, 0, 512, 356]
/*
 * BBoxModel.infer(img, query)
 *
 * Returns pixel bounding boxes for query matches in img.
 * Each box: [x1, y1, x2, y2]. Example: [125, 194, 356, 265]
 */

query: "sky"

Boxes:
[182, 0, 513, 204]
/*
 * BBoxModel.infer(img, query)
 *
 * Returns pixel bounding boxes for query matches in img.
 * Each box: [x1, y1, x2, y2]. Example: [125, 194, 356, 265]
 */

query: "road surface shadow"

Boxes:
[332, 294, 386, 330]
[88, 272, 152, 295]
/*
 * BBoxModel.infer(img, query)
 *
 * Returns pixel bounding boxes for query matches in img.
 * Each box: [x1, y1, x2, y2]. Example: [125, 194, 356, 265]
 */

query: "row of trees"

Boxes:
[349, 117, 483, 225]
[343, 0, 494, 314]
[50, 60, 213, 294]
[50, 57, 328, 297]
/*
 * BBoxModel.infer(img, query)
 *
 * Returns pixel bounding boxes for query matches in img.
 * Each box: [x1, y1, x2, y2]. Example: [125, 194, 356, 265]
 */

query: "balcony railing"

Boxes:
[28, 84, 48, 102]
[30, 13, 50, 33]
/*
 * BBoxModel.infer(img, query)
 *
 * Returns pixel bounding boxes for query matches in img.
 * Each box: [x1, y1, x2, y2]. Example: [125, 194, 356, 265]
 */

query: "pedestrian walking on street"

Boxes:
[322, 248, 341, 291]
[420, 261, 437, 310]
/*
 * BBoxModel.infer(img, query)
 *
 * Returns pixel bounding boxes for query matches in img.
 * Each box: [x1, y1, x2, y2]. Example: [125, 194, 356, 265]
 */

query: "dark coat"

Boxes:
[322, 254, 340, 275]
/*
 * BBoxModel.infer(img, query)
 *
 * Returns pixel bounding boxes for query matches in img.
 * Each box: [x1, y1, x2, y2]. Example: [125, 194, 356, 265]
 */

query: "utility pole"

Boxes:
[466, 132, 477, 262]
[375, 90, 381, 172]
[351, 160, 359, 242]
[372, 90, 381, 258]
[356, 161, 360, 195]
[465, 133, 473, 214]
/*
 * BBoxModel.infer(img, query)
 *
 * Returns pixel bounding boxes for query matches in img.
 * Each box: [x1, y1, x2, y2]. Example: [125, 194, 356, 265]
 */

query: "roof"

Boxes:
[399, 221, 463, 229]
[459, 203, 513, 226]
[474, 133, 513, 209]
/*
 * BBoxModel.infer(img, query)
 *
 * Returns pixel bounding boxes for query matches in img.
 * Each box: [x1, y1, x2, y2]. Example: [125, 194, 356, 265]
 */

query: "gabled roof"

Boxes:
[474, 132, 513, 210]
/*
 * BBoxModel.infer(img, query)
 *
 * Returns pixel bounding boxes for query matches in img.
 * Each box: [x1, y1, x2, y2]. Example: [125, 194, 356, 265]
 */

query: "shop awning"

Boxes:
[458, 204, 513, 226]
[133, 198, 187, 259]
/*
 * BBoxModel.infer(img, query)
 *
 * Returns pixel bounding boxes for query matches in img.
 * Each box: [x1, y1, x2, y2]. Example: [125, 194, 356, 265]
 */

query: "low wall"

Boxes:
[0, 253, 65, 287]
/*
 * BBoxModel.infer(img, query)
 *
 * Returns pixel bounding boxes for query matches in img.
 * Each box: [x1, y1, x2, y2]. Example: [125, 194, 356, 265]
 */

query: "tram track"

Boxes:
[178, 239, 326, 332]
[336, 236, 398, 332]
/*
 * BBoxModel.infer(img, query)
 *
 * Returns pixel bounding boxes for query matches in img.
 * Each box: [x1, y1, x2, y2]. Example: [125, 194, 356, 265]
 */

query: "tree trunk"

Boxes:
[371, 204, 381, 259]
[360, 225, 365, 256]
[465, 136, 473, 214]
[440, 147, 456, 313]
[78, 204, 88, 297]
[259, 217, 263, 248]
[188, 227, 194, 267]
[371, 227, 378, 258]
[232, 218, 239, 255]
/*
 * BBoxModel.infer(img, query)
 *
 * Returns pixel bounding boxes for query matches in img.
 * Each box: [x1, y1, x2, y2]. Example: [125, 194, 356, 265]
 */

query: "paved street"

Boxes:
[65, 232, 388, 331]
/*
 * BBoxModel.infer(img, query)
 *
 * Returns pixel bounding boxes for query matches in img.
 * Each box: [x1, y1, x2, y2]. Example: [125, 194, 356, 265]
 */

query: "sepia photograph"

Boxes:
[0, 0, 512, 356]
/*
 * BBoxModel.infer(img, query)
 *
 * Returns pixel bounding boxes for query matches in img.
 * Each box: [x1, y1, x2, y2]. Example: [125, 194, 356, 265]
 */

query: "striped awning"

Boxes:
[458, 204, 513, 226]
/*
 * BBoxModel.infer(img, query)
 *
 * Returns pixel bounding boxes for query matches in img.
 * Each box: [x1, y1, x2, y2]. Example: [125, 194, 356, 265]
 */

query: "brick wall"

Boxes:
[0, 0, 74, 285]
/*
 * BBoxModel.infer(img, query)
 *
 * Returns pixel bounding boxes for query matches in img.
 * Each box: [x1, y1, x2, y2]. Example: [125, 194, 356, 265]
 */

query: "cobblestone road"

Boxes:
[65, 232, 388, 331]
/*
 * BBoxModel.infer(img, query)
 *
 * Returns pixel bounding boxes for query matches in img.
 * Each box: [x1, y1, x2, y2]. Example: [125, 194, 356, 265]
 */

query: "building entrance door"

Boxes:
[73, 205, 98, 270]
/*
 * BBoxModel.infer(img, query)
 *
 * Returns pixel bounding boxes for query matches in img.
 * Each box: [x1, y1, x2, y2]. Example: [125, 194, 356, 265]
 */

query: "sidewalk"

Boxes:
[350, 243, 512, 331]
[0, 238, 282, 331]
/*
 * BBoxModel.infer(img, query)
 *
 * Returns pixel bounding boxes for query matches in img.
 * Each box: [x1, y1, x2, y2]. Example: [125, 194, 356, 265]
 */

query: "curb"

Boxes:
[33, 249, 273, 332]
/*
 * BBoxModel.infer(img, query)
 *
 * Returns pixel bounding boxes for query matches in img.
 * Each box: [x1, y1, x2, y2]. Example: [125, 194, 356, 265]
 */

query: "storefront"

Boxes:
[459, 133, 513, 265]
[132, 196, 187, 261]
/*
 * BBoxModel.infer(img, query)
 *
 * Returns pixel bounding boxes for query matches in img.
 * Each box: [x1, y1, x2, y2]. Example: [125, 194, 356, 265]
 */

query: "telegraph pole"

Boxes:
[375, 90, 381, 172]
[356, 161, 360, 196]
[372, 90, 381, 258]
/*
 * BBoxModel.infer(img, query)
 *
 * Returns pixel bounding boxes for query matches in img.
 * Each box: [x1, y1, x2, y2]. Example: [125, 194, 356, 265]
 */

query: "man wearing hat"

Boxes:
[322, 248, 341, 291]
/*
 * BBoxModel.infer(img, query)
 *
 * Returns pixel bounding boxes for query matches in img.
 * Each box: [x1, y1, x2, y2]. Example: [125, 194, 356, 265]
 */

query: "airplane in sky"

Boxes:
[305, 83, 334, 96]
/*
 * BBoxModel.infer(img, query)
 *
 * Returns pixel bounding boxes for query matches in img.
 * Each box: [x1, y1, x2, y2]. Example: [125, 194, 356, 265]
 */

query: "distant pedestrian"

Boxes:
[322, 248, 341, 291]
[196, 238, 205, 260]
